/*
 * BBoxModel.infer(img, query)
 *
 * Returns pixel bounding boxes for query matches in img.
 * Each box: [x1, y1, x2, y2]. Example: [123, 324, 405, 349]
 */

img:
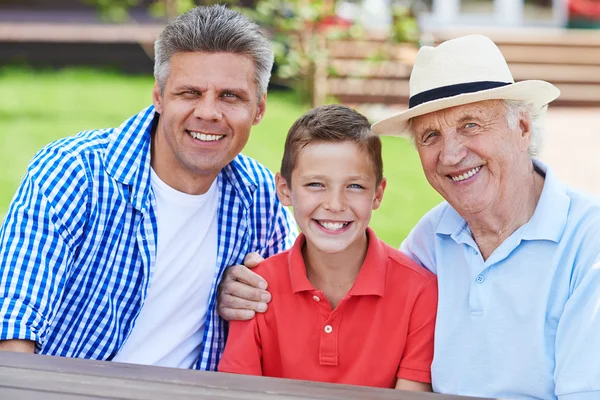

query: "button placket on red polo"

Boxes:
[313, 291, 349, 366]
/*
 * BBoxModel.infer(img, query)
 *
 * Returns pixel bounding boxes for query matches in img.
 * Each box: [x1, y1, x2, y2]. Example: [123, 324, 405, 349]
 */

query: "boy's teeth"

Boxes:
[319, 221, 348, 231]
[189, 131, 223, 141]
[451, 166, 481, 182]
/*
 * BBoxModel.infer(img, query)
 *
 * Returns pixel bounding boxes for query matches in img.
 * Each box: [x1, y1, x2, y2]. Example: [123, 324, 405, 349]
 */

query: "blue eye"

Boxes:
[348, 184, 365, 189]
[422, 131, 439, 143]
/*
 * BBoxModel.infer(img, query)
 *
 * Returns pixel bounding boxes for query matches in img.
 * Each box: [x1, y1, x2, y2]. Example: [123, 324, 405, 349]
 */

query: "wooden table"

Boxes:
[0, 352, 499, 400]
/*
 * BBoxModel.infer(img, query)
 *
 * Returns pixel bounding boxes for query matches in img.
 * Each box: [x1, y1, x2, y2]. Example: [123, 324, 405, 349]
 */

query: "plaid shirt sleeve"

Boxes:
[262, 200, 297, 258]
[0, 144, 88, 346]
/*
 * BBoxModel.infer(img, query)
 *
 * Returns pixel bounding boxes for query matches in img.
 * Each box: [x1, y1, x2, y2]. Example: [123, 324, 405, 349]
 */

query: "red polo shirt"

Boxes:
[218, 227, 437, 388]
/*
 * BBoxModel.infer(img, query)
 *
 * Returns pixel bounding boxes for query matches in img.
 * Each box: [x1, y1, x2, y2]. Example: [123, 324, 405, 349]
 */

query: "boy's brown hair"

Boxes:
[280, 104, 383, 185]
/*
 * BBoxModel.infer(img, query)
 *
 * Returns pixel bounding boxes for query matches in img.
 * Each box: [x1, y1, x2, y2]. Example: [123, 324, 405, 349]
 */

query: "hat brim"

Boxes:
[371, 80, 560, 136]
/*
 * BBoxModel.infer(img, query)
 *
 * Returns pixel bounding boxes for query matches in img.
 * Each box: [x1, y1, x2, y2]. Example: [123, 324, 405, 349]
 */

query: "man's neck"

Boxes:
[302, 235, 367, 309]
[467, 165, 545, 260]
[150, 126, 220, 195]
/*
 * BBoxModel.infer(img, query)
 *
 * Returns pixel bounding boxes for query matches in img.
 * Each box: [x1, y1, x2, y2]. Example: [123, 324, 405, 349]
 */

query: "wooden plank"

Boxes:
[498, 44, 600, 65]
[509, 63, 600, 83]
[554, 83, 600, 102]
[0, 352, 493, 400]
[431, 28, 600, 47]
[328, 78, 410, 97]
[327, 40, 417, 62]
[329, 59, 412, 79]
[0, 23, 162, 43]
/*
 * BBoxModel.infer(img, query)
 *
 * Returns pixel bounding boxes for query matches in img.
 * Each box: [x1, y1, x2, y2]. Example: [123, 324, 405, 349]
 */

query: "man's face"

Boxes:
[411, 100, 532, 217]
[276, 141, 385, 256]
[152, 51, 266, 194]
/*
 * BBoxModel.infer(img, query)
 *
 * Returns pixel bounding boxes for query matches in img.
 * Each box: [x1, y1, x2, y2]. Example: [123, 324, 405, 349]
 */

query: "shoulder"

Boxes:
[230, 153, 276, 188]
[30, 129, 112, 173]
[561, 189, 600, 263]
[253, 250, 291, 280]
[27, 129, 113, 194]
[251, 250, 294, 295]
[409, 201, 453, 236]
[385, 241, 437, 285]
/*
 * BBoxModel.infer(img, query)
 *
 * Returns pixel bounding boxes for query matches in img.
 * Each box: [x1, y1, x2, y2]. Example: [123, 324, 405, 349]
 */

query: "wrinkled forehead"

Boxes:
[409, 100, 506, 132]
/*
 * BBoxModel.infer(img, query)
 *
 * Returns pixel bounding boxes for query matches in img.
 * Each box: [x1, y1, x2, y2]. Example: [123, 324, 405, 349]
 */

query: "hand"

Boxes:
[218, 252, 272, 321]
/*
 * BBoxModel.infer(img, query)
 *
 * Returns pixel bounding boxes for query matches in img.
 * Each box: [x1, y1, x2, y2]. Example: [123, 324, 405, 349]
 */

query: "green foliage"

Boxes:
[84, 0, 141, 22]
[391, 5, 420, 44]
[237, 0, 363, 103]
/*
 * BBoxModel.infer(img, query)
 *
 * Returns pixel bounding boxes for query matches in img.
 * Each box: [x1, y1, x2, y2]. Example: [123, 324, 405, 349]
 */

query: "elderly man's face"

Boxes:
[411, 100, 532, 217]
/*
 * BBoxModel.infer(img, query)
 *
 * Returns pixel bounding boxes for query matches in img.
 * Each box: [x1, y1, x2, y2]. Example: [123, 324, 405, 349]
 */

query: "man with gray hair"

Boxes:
[219, 35, 600, 399]
[0, 5, 296, 371]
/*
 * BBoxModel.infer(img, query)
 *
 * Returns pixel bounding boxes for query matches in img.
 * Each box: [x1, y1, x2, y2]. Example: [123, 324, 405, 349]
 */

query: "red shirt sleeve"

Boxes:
[218, 317, 263, 376]
[396, 276, 438, 383]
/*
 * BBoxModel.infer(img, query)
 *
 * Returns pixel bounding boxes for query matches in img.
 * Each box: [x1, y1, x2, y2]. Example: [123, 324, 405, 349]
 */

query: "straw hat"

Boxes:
[371, 34, 560, 136]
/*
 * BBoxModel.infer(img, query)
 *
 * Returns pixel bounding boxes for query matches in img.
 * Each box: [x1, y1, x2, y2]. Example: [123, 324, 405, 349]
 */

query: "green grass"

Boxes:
[0, 68, 441, 247]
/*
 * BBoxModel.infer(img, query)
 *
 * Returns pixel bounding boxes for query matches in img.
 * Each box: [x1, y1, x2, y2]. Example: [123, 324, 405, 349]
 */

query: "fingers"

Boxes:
[243, 252, 264, 270]
[228, 264, 268, 290]
[218, 264, 272, 322]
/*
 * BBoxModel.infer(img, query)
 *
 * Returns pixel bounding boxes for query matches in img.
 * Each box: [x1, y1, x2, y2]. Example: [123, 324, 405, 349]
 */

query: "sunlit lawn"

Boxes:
[0, 68, 441, 247]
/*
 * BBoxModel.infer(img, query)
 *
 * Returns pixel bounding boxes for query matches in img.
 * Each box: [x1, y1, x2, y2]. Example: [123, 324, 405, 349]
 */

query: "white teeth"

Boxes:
[189, 131, 223, 141]
[319, 221, 348, 231]
[451, 166, 481, 182]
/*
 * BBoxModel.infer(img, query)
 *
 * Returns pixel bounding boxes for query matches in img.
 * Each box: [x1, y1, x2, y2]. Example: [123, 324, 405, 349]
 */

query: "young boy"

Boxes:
[218, 105, 437, 391]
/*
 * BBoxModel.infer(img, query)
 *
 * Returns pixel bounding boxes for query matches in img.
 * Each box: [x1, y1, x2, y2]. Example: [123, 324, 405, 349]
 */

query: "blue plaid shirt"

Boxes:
[0, 106, 297, 370]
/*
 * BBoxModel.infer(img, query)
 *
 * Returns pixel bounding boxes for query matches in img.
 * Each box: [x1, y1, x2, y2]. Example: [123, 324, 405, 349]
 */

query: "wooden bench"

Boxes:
[325, 28, 600, 106]
[0, 352, 494, 400]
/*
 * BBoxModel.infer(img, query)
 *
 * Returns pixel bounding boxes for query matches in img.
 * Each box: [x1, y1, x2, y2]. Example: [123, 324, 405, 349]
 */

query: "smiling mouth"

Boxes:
[315, 220, 351, 231]
[187, 130, 224, 142]
[449, 166, 481, 182]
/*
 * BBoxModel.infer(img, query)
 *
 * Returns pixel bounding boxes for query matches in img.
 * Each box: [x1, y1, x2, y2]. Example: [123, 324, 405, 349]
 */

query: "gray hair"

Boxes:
[153, 5, 274, 99]
[406, 100, 547, 157]
[503, 100, 546, 157]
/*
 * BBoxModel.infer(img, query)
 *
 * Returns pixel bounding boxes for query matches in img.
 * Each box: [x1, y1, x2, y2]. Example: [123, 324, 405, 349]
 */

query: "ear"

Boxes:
[253, 93, 267, 126]
[152, 82, 163, 114]
[517, 112, 532, 152]
[275, 172, 292, 207]
[372, 177, 387, 211]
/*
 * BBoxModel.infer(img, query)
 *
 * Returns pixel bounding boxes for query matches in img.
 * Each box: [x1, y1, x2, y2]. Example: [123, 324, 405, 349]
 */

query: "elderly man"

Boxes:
[0, 5, 296, 371]
[219, 35, 600, 399]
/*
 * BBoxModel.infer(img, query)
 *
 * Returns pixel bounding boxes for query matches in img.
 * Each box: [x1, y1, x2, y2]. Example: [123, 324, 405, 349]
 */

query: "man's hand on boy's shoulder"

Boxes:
[218, 252, 272, 321]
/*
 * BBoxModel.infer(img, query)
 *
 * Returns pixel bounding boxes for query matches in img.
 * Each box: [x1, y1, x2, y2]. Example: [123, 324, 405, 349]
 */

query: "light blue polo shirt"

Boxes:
[402, 161, 600, 400]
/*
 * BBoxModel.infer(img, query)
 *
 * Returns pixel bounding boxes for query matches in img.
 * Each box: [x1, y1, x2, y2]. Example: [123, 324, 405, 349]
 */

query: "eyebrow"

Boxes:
[301, 174, 370, 181]
[172, 85, 250, 97]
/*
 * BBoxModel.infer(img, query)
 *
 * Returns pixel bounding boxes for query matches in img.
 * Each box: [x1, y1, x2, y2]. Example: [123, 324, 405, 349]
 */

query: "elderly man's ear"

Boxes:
[518, 113, 533, 152]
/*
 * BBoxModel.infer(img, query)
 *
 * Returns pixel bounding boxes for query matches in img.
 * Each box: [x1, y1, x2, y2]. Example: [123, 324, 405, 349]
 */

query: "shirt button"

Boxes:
[313, 295, 320, 302]
[324, 325, 333, 334]
[476, 274, 485, 283]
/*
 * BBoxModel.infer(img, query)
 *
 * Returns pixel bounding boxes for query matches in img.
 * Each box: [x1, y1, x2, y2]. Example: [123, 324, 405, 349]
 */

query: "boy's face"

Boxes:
[276, 141, 386, 255]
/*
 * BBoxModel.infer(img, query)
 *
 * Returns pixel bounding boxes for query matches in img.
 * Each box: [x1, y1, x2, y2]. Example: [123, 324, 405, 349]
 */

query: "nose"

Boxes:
[324, 189, 346, 212]
[439, 133, 467, 166]
[193, 95, 222, 121]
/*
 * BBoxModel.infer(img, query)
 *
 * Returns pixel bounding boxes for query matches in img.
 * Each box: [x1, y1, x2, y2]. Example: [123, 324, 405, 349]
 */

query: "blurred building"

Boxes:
[418, 0, 566, 31]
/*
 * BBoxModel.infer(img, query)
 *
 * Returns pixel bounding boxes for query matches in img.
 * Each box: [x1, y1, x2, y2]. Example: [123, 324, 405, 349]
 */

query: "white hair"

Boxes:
[153, 5, 274, 100]
[503, 100, 547, 157]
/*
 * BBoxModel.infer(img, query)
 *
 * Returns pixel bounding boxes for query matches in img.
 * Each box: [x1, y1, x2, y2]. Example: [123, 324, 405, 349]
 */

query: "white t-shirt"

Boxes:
[113, 169, 219, 368]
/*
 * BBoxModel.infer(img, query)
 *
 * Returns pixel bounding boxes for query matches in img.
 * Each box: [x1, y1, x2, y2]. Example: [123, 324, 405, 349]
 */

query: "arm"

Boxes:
[555, 260, 600, 400]
[218, 192, 298, 322]
[218, 317, 263, 375]
[0, 147, 87, 348]
[396, 277, 438, 389]
[0, 339, 35, 353]
[395, 379, 432, 392]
